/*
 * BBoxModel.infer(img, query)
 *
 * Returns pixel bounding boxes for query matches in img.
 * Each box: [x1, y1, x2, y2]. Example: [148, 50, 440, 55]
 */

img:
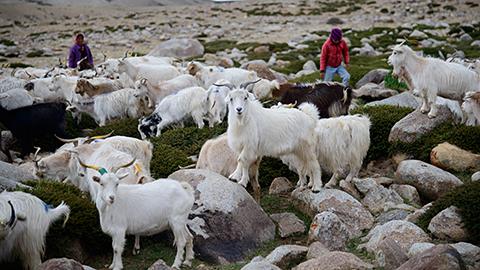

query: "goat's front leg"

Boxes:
[229, 159, 243, 182]
[132, 235, 140, 255]
[109, 231, 126, 270]
[420, 90, 430, 114]
[427, 94, 438, 118]
[237, 150, 255, 188]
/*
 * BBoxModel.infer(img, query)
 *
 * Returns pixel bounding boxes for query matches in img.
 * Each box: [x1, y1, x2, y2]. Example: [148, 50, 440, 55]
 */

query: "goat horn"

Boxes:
[285, 100, 297, 108]
[102, 52, 107, 61]
[33, 147, 41, 162]
[25, 70, 35, 79]
[240, 79, 262, 90]
[43, 67, 55, 78]
[7, 201, 16, 228]
[77, 157, 102, 172]
[55, 134, 79, 143]
[122, 50, 129, 60]
[213, 83, 235, 90]
[85, 130, 114, 143]
[112, 158, 136, 173]
[10, 68, 16, 77]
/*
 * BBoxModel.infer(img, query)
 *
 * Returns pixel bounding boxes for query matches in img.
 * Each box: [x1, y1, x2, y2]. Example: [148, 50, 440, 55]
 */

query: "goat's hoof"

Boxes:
[428, 113, 437, 119]
[420, 109, 428, 114]
[228, 177, 238, 183]
[132, 248, 140, 255]
[183, 261, 192, 267]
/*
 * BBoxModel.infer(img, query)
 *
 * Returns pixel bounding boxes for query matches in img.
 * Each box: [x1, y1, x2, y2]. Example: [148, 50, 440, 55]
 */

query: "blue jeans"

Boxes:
[324, 65, 350, 86]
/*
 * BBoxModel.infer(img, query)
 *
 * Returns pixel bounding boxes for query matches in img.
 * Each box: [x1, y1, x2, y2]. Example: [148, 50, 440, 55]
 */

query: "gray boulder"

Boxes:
[148, 38, 204, 58]
[269, 177, 293, 195]
[292, 188, 373, 238]
[389, 106, 454, 144]
[406, 202, 433, 223]
[375, 238, 409, 270]
[389, 184, 421, 206]
[169, 169, 275, 264]
[354, 83, 398, 101]
[0, 176, 31, 192]
[428, 206, 468, 242]
[460, 33, 473, 41]
[293, 251, 373, 270]
[306, 242, 330, 260]
[366, 91, 419, 109]
[361, 184, 404, 215]
[408, 242, 436, 258]
[265, 244, 308, 269]
[450, 242, 480, 270]
[397, 244, 466, 270]
[395, 160, 463, 201]
[375, 209, 410, 225]
[409, 30, 428, 39]
[472, 171, 480, 182]
[308, 211, 349, 251]
[351, 43, 380, 56]
[355, 68, 390, 88]
[241, 256, 281, 270]
[270, 212, 306, 238]
[38, 258, 84, 270]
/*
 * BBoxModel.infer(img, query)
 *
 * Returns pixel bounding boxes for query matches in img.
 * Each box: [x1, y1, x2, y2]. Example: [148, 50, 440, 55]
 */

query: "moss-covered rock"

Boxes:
[18, 180, 111, 258]
[416, 181, 480, 244]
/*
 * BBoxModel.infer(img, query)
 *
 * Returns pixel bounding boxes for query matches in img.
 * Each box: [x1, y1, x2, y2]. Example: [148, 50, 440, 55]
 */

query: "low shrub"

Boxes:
[150, 143, 190, 179]
[417, 181, 480, 244]
[88, 118, 141, 139]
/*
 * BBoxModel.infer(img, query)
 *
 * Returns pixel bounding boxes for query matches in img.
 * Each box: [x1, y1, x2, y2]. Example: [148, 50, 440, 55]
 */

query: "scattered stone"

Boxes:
[354, 83, 398, 101]
[147, 259, 172, 270]
[389, 106, 454, 144]
[306, 242, 330, 260]
[269, 177, 293, 195]
[359, 220, 431, 255]
[366, 92, 419, 109]
[460, 33, 473, 41]
[431, 142, 480, 172]
[471, 40, 480, 47]
[361, 183, 404, 215]
[376, 209, 410, 225]
[428, 206, 468, 242]
[241, 256, 281, 270]
[293, 251, 373, 270]
[409, 30, 428, 39]
[408, 242, 436, 258]
[302, 60, 317, 72]
[472, 171, 480, 182]
[169, 169, 275, 264]
[355, 68, 390, 88]
[292, 188, 374, 238]
[406, 202, 433, 223]
[265, 245, 308, 269]
[389, 184, 421, 206]
[450, 242, 480, 270]
[395, 160, 463, 201]
[308, 211, 349, 251]
[376, 238, 409, 270]
[351, 43, 380, 56]
[253, 45, 270, 54]
[352, 178, 377, 195]
[148, 38, 204, 58]
[38, 258, 84, 270]
[270, 212, 306, 238]
[397, 244, 465, 270]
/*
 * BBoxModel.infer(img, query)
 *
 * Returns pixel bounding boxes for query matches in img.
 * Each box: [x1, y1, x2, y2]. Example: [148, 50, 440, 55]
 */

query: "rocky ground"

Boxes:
[1, 0, 480, 270]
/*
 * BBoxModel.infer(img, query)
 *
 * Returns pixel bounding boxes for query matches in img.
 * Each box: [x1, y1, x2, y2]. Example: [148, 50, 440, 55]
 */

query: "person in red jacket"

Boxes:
[320, 27, 350, 86]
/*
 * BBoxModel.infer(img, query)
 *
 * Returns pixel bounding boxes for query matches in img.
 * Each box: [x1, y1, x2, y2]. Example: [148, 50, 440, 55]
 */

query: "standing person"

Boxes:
[320, 27, 350, 86]
[68, 33, 94, 70]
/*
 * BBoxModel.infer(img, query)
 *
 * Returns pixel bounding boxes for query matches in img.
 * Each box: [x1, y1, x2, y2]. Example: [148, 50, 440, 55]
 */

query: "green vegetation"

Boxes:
[8, 62, 32, 68]
[417, 181, 480, 244]
[0, 39, 15, 46]
[384, 73, 408, 91]
[26, 50, 44, 58]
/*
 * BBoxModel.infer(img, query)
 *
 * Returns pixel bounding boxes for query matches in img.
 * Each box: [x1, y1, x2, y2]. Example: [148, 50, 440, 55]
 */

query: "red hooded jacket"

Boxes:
[320, 38, 349, 72]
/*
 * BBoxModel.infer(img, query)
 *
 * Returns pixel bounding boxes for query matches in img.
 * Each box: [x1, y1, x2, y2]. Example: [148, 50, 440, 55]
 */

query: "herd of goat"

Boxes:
[0, 43, 479, 270]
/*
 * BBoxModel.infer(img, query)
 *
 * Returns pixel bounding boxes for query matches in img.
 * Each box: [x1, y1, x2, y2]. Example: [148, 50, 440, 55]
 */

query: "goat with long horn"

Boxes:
[239, 78, 262, 90]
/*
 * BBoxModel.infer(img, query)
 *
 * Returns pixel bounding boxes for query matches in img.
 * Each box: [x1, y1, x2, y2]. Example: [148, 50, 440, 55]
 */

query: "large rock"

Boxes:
[409, 30, 428, 39]
[265, 245, 308, 269]
[375, 209, 410, 225]
[355, 68, 390, 88]
[450, 242, 480, 270]
[375, 238, 409, 270]
[147, 259, 172, 270]
[292, 188, 373, 238]
[38, 258, 84, 270]
[389, 106, 453, 144]
[431, 143, 480, 172]
[389, 184, 421, 206]
[397, 244, 466, 270]
[168, 169, 275, 264]
[359, 220, 431, 255]
[308, 211, 349, 251]
[241, 256, 281, 270]
[0, 160, 35, 183]
[366, 91, 419, 109]
[148, 38, 204, 58]
[269, 177, 293, 195]
[361, 184, 404, 215]
[395, 160, 463, 201]
[428, 206, 468, 242]
[306, 242, 330, 260]
[354, 83, 398, 101]
[408, 242, 436, 258]
[293, 251, 373, 270]
[270, 212, 305, 238]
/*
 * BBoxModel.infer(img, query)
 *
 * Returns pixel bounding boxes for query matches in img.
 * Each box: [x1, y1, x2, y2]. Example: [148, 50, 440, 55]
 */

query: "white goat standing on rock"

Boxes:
[224, 81, 323, 192]
[388, 43, 480, 118]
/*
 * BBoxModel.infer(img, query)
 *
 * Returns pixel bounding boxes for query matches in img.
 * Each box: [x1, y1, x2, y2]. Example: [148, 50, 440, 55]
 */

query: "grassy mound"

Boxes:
[417, 181, 480, 244]
[150, 143, 191, 179]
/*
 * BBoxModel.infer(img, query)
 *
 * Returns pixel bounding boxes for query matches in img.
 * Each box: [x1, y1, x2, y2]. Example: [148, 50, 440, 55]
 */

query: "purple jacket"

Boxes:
[68, 44, 93, 68]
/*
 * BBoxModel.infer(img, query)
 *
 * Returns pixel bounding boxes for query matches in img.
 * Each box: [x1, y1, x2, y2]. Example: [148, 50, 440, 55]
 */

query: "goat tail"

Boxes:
[298, 102, 320, 120]
[47, 201, 70, 228]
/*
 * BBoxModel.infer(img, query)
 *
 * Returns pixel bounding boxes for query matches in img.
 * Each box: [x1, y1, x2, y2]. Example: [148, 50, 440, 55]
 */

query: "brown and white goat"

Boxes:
[75, 79, 120, 97]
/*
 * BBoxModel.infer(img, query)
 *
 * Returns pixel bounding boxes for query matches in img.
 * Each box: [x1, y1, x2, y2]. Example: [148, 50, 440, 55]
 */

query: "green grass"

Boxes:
[0, 39, 15, 46]
[384, 73, 408, 91]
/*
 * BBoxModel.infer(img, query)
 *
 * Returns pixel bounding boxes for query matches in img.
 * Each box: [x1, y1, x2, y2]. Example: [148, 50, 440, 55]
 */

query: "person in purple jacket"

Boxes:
[68, 33, 93, 70]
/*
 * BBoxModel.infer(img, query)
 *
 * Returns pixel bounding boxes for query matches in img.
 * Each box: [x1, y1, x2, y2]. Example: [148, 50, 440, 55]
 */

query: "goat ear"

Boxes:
[248, 92, 256, 101]
[92, 176, 100, 183]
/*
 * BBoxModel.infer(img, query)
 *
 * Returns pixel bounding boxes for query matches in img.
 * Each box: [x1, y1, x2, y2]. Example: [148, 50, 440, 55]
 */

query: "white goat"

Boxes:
[0, 88, 39, 110]
[0, 191, 70, 270]
[462, 91, 480, 126]
[50, 74, 78, 102]
[225, 87, 323, 191]
[388, 44, 480, 118]
[0, 77, 26, 93]
[205, 80, 232, 126]
[249, 79, 280, 100]
[187, 61, 258, 88]
[138, 86, 209, 138]
[135, 74, 199, 105]
[94, 88, 154, 126]
[117, 60, 180, 86]
[76, 159, 195, 270]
